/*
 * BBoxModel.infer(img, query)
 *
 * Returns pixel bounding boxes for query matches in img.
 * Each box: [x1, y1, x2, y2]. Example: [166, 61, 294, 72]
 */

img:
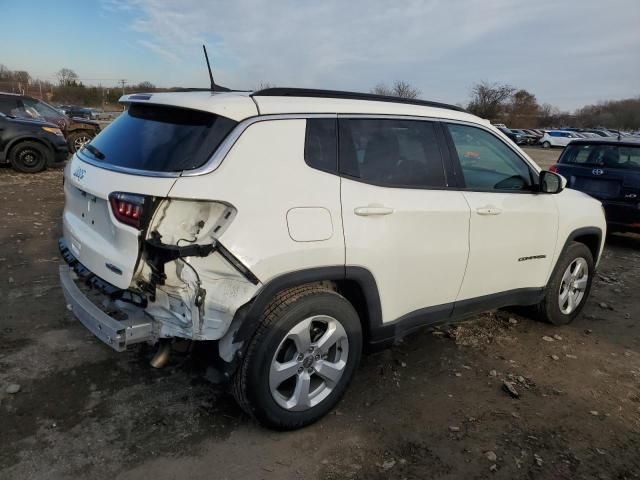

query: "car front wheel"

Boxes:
[542, 141, 551, 148]
[232, 285, 362, 430]
[535, 241, 594, 325]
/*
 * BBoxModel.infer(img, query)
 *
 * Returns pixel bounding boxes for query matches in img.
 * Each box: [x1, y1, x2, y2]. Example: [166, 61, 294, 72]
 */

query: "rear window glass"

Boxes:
[561, 144, 640, 170]
[80, 104, 237, 172]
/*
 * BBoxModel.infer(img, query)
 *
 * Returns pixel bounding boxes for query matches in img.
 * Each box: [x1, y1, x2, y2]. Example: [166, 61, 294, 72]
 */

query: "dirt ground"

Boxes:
[1, 147, 639, 480]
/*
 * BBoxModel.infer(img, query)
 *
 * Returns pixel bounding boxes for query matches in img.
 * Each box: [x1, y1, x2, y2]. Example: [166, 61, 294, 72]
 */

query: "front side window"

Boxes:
[338, 118, 446, 188]
[447, 123, 533, 191]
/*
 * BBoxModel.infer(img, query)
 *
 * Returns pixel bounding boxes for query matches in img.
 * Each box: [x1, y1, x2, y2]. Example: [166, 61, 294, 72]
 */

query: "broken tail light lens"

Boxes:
[109, 192, 146, 228]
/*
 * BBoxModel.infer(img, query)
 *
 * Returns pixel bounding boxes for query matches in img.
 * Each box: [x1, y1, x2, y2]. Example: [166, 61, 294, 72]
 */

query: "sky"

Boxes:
[0, 0, 638, 111]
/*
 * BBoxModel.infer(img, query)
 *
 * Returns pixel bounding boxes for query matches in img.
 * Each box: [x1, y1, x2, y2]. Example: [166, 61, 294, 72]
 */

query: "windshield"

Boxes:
[79, 103, 238, 172]
[561, 143, 640, 171]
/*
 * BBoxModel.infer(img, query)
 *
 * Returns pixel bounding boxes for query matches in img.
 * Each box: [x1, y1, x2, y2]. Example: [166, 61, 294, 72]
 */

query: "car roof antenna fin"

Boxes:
[203, 44, 215, 92]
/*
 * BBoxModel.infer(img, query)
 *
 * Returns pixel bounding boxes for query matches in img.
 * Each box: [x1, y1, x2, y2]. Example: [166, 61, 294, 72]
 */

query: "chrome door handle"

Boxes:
[354, 206, 394, 216]
[476, 206, 502, 215]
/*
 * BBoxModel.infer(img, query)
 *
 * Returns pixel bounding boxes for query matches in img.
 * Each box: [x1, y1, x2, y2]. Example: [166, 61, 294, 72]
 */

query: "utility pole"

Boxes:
[119, 79, 127, 111]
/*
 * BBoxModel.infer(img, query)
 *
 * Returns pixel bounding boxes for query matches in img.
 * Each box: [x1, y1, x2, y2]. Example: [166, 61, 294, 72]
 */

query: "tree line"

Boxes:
[1, 64, 638, 129]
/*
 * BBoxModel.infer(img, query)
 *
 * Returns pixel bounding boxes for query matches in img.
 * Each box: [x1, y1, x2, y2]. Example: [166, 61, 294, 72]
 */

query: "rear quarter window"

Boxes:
[80, 104, 237, 172]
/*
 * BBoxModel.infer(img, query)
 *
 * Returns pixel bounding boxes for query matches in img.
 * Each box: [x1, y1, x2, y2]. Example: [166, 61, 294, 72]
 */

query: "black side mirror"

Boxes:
[539, 170, 564, 194]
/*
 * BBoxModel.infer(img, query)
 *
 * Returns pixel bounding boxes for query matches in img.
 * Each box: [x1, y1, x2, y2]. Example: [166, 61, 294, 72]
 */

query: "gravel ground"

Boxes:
[1, 148, 639, 480]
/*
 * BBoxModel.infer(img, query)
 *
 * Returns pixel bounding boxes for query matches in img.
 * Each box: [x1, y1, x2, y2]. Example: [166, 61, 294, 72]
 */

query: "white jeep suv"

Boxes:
[59, 88, 606, 429]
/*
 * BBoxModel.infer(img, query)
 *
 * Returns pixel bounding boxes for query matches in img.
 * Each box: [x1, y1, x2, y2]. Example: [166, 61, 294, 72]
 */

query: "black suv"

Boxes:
[551, 138, 640, 232]
[0, 112, 69, 172]
[0, 93, 100, 152]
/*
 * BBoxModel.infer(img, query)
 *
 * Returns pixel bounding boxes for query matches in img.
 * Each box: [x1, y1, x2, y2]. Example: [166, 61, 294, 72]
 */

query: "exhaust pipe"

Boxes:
[150, 340, 171, 369]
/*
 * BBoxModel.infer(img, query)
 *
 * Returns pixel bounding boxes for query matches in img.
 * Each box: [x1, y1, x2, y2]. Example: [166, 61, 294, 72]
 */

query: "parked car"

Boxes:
[59, 87, 606, 429]
[510, 129, 537, 145]
[0, 112, 69, 172]
[551, 137, 640, 232]
[496, 126, 519, 143]
[523, 129, 543, 142]
[58, 105, 97, 120]
[540, 130, 583, 148]
[0, 93, 100, 152]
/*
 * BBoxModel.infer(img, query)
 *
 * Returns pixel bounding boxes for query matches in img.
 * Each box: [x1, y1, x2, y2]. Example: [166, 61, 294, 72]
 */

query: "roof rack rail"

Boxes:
[251, 87, 466, 112]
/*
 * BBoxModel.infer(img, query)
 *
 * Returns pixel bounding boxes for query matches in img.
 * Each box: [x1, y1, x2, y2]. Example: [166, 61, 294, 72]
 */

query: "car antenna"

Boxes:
[202, 44, 215, 91]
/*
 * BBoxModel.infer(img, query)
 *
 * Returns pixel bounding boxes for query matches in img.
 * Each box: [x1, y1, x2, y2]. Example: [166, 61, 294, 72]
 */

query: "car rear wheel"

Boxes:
[535, 241, 594, 325]
[9, 141, 49, 173]
[67, 131, 94, 153]
[232, 285, 362, 430]
[542, 141, 551, 149]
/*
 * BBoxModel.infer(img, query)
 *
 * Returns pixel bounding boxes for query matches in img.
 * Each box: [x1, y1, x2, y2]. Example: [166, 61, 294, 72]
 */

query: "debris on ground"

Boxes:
[550, 354, 560, 361]
[553, 334, 563, 341]
[542, 336, 555, 342]
[502, 381, 520, 398]
[485, 451, 497, 462]
[5, 383, 21, 394]
[449, 426, 460, 432]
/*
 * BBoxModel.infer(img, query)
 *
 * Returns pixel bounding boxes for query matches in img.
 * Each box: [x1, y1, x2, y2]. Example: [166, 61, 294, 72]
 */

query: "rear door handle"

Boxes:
[476, 206, 502, 216]
[354, 206, 394, 216]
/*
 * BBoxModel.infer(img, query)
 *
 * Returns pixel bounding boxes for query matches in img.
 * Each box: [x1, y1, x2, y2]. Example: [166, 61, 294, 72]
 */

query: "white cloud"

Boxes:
[105, 0, 640, 109]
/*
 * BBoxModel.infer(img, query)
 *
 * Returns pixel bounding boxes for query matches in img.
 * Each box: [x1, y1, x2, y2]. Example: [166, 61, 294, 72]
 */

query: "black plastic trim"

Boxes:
[559, 226, 603, 264]
[233, 266, 347, 342]
[252, 88, 466, 113]
[231, 264, 549, 352]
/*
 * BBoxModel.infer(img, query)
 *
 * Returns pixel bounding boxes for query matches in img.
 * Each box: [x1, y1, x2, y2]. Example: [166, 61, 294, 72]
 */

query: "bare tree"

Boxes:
[467, 81, 515, 120]
[507, 89, 540, 127]
[0, 64, 11, 80]
[254, 81, 276, 91]
[371, 80, 420, 99]
[56, 68, 79, 87]
[135, 81, 156, 91]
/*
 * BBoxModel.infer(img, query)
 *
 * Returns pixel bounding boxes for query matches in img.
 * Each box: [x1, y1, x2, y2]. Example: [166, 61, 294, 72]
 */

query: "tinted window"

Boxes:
[305, 118, 337, 172]
[79, 104, 237, 172]
[338, 118, 446, 188]
[561, 144, 640, 171]
[0, 97, 19, 115]
[447, 123, 533, 191]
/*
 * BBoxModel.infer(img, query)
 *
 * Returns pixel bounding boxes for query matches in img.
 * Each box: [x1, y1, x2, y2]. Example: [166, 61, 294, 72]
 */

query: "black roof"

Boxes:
[251, 87, 466, 113]
[569, 137, 640, 146]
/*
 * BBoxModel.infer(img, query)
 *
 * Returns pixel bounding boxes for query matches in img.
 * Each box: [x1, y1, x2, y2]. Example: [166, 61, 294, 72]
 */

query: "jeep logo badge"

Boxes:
[73, 167, 86, 181]
[592, 168, 604, 176]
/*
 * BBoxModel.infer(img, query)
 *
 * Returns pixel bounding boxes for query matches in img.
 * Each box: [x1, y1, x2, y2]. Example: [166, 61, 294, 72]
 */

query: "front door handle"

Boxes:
[354, 206, 394, 216]
[476, 206, 502, 216]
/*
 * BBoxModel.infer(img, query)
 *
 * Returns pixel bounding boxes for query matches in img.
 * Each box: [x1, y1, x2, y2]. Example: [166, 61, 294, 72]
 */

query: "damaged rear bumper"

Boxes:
[59, 264, 154, 352]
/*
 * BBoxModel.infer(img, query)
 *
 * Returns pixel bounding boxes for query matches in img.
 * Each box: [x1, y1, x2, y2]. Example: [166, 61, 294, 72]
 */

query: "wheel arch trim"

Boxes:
[232, 266, 382, 345]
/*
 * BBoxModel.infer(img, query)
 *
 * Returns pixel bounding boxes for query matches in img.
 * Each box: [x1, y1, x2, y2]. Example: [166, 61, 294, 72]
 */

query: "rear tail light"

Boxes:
[549, 165, 559, 173]
[109, 192, 146, 228]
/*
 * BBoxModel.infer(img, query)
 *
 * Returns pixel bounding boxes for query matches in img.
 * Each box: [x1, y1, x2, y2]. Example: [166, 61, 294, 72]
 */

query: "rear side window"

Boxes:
[446, 123, 533, 191]
[305, 118, 337, 173]
[338, 118, 446, 188]
[561, 144, 640, 170]
[80, 104, 237, 172]
[0, 97, 19, 115]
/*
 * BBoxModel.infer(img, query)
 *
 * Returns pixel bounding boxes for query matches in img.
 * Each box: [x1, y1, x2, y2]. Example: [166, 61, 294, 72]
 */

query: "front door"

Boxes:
[339, 117, 470, 323]
[443, 122, 558, 302]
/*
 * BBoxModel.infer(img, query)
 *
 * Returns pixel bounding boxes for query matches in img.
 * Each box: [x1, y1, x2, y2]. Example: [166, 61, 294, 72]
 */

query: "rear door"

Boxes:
[443, 122, 558, 301]
[339, 117, 470, 323]
[62, 103, 238, 289]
